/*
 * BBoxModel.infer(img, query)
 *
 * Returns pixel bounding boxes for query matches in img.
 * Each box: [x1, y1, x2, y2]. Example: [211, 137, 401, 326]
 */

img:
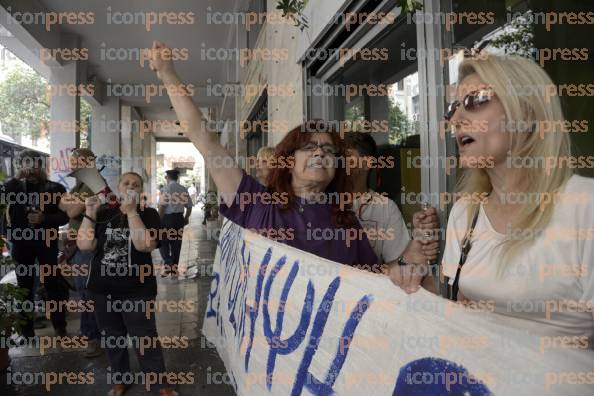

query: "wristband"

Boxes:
[84, 214, 96, 223]
[397, 255, 411, 266]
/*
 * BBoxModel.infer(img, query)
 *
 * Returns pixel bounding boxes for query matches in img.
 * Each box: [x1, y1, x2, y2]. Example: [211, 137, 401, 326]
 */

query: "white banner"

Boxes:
[203, 220, 594, 395]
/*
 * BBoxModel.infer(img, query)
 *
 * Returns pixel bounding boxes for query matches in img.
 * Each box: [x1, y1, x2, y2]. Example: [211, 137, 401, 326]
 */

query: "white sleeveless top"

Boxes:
[442, 175, 594, 349]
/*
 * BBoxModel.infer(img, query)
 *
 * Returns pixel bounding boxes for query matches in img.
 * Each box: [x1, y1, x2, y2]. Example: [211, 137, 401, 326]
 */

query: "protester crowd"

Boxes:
[0, 39, 592, 396]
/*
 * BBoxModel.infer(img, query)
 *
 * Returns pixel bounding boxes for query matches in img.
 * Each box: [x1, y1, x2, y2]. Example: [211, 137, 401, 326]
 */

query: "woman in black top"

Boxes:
[77, 172, 178, 396]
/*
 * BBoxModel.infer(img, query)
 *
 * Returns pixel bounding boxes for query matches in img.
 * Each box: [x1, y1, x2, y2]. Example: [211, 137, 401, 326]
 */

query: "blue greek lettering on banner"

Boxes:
[236, 242, 250, 343]
[206, 273, 219, 319]
[227, 241, 248, 337]
[262, 256, 315, 390]
[291, 278, 376, 396]
[208, 222, 494, 395]
[244, 247, 272, 371]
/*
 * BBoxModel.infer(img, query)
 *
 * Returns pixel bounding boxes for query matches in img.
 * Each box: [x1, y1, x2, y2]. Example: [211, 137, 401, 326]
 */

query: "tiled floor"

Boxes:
[0, 209, 235, 396]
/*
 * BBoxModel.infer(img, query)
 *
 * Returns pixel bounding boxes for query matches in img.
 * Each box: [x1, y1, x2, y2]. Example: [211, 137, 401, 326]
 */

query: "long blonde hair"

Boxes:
[455, 54, 573, 274]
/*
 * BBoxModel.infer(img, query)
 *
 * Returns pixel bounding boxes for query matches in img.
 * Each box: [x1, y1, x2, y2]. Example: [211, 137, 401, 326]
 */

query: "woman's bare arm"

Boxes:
[59, 193, 86, 219]
[149, 41, 242, 207]
[77, 197, 99, 251]
[127, 211, 157, 253]
[421, 273, 438, 294]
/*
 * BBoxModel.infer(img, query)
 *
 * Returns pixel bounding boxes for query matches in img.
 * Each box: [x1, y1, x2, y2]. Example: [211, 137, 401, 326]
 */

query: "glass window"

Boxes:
[444, 0, 594, 179]
[344, 96, 366, 131]
[1, 145, 12, 177]
[245, 94, 268, 177]
[386, 73, 419, 145]
[247, 0, 267, 50]
[320, 16, 422, 223]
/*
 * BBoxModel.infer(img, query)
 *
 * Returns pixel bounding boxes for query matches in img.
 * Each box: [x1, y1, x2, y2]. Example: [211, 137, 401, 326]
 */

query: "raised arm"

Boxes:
[149, 41, 242, 206]
[77, 196, 99, 252]
[120, 193, 158, 253]
[59, 191, 86, 219]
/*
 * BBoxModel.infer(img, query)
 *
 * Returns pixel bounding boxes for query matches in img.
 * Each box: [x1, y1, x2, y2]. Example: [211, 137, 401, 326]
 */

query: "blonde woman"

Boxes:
[425, 54, 594, 349]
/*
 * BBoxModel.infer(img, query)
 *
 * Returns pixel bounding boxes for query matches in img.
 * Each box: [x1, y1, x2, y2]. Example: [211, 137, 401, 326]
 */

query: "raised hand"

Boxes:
[27, 210, 44, 225]
[148, 40, 177, 82]
[85, 195, 101, 216]
[119, 190, 138, 216]
[412, 206, 440, 261]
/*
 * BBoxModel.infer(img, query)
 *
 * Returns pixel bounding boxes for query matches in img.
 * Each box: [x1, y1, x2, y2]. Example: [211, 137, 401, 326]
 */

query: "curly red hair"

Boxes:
[266, 122, 358, 228]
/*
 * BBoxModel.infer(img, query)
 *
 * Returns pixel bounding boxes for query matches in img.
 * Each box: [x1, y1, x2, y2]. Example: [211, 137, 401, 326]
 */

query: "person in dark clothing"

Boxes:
[59, 148, 103, 357]
[1, 150, 69, 339]
[77, 172, 178, 396]
[158, 169, 191, 277]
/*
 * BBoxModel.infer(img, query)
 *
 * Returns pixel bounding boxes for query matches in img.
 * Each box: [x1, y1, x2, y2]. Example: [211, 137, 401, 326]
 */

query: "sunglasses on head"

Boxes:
[444, 89, 494, 121]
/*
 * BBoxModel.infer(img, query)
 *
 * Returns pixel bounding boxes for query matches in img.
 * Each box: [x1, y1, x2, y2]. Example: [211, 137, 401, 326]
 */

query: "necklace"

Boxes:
[295, 191, 324, 213]
[295, 200, 305, 213]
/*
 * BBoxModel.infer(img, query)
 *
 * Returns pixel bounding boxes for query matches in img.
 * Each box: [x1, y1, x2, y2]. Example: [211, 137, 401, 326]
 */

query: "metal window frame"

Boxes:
[303, 0, 401, 121]
[417, 0, 451, 296]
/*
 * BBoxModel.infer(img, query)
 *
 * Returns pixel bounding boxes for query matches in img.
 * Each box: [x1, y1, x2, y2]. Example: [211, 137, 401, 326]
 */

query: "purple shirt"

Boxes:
[219, 172, 380, 268]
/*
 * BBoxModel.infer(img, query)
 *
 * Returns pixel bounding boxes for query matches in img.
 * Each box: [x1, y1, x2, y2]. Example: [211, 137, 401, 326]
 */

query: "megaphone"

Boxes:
[68, 167, 119, 208]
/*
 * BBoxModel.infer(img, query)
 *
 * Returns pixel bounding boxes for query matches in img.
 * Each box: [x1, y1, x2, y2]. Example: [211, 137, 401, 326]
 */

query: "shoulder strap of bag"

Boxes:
[448, 207, 480, 301]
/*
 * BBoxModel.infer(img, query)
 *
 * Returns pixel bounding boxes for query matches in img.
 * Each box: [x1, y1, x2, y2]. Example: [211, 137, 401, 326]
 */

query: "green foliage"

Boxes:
[0, 63, 49, 142]
[489, 10, 536, 59]
[389, 98, 417, 144]
[80, 99, 92, 147]
[0, 171, 5, 250]
[275, 0, 422, 31]
[0, 281, 33, 336]
[398, 0, 423, 14]
[343, 95, 417, 143]
[276, 0, 309, 30]
[344, 101, 366, 131]
[156, 168, 166, 188]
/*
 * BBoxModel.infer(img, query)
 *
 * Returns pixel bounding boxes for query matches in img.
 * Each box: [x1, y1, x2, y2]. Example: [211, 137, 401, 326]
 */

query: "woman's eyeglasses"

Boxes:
[298, 141, 340, 155]
[444, 89, 494, 121]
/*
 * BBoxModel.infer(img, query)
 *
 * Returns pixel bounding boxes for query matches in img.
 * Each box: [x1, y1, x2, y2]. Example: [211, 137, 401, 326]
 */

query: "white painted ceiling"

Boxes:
[37, 0, 241, 139]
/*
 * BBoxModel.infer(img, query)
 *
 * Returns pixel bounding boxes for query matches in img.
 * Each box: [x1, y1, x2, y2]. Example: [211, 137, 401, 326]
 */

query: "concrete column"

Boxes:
[91, 95, 121, 191]
[148, 135, 157, 205]
[120, 105, 133, 174]
[141, 133, 156, 203]
[120, 106, 155, 200]
[131, 108, 143, 175]
[49, 59, 79, 189]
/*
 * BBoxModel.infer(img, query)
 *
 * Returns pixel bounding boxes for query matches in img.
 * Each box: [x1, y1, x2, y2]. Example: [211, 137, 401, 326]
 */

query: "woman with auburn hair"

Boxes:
[256, 122, 377, 265]
[148, 40, 437, 278]
[424, 53, 594, 348]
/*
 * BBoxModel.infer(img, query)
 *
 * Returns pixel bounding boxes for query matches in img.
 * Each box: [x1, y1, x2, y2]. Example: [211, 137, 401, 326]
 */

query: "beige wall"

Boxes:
[265, 2, 304, 147]
[237, 4, 306, 152]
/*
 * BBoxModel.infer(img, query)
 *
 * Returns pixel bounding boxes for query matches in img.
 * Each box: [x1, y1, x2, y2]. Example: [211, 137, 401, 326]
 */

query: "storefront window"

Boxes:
[387, 72, 419, 145]
[245, 94, 268, 177]
[318, 12, 421, 223]
[247, 0, 267, 51]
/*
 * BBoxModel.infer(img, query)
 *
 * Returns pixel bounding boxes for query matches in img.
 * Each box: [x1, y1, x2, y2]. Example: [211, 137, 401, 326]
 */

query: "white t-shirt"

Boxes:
[442, 175, 594, 347]
[353, 190, 410, 264]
